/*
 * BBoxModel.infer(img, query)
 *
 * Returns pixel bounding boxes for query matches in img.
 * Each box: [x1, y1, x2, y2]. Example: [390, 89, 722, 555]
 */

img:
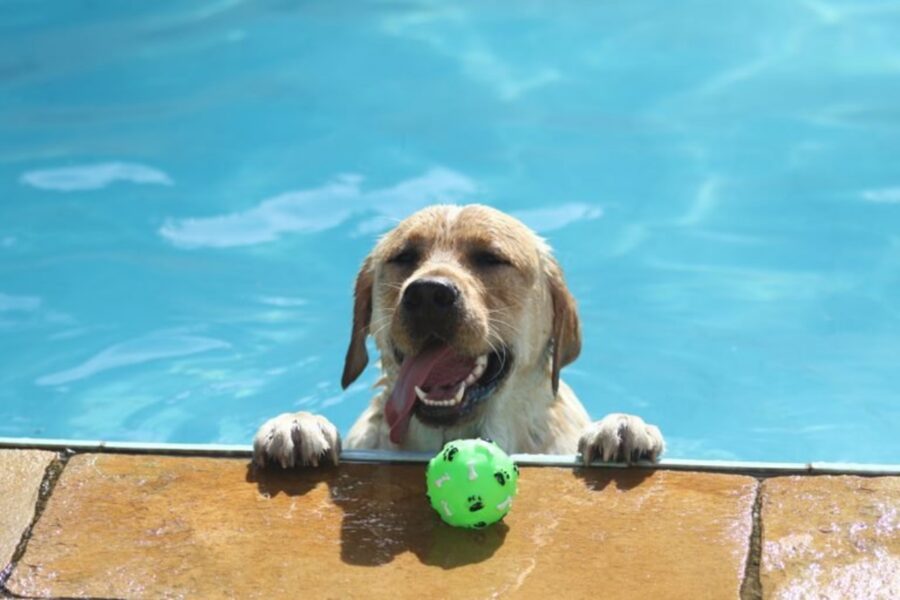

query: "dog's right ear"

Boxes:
[341, 256, 374, 389]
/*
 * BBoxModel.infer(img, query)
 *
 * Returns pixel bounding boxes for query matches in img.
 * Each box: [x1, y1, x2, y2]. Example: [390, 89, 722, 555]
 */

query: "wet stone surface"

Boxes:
[760, 475, 900, 599]
[0, 450, 55, 571]
[6, 454, 757, 599]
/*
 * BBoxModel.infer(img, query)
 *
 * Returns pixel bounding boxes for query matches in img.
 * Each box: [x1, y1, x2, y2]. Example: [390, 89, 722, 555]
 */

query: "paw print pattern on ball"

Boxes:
[443, 445, 459, 462]
[494, 469, 511, 486]
[426, 439, 519, 529]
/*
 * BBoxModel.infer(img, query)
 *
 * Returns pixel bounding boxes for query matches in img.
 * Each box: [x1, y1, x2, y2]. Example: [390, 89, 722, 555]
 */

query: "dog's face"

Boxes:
[342, 205, 580, 444]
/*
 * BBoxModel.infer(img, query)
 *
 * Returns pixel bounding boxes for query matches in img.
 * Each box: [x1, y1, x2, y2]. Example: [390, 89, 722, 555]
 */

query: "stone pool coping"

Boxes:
[0, 441, 898, 599]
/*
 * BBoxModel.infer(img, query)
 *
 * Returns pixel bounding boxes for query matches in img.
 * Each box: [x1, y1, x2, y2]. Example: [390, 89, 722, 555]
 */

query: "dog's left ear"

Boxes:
[545, 256, 581, 394]
[341, 256, 374, 389]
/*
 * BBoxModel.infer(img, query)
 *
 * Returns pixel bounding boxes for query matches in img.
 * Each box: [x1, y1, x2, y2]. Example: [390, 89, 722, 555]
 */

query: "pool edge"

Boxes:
[0, 436, 897, 475]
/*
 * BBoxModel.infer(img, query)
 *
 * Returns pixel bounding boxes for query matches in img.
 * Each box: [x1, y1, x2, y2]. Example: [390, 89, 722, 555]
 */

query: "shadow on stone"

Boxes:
[245, 462, 507, 569]
[573, 467, 655, 492]
[245, 462, 333, 498]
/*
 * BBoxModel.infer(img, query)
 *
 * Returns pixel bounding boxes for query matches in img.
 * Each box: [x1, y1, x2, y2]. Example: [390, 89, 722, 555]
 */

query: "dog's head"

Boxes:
[341, 205, 580, 444]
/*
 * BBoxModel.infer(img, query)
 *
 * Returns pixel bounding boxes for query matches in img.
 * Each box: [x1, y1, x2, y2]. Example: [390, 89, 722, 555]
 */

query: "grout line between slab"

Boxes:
[0, 451, 72, 598]
[739, 478, 764, 600]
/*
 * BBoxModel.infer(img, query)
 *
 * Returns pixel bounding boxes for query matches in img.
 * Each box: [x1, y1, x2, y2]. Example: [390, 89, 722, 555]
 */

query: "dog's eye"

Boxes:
[388, 248, 420, 266]
[471, 250, 511, 268]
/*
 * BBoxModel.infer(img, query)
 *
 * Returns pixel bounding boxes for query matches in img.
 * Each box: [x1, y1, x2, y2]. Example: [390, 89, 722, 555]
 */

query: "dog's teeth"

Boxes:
[467, 354, 488, 384]
[453, 383, 466, 404]
[416, 383, 466, 407]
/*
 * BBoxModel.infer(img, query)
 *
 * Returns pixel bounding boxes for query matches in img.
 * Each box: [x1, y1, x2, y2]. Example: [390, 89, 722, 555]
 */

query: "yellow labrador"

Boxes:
[253, 205, 664, 467]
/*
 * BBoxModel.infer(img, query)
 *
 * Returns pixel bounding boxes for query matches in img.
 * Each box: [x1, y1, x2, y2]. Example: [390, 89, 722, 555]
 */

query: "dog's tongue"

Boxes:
[386, 345, 476, 444]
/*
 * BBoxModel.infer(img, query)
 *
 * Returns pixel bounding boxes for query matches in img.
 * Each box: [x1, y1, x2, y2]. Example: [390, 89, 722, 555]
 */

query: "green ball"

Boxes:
[425, 439, 519, 529]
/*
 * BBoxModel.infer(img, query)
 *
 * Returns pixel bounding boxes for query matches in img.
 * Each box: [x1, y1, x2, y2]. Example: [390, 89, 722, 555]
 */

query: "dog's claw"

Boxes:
[578, 413, 664, 465]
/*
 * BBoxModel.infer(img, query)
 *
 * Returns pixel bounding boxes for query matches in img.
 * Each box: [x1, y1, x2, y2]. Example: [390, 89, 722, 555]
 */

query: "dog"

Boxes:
[252, 204, 664, 468]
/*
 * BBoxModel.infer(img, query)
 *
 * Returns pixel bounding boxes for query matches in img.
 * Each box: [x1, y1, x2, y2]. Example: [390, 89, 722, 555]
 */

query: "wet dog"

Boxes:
[253, 205, 664, 467]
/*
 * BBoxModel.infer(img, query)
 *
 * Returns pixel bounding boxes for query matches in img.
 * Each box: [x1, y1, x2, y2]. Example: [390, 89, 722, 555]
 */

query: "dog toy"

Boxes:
[425, 438, 519, 528]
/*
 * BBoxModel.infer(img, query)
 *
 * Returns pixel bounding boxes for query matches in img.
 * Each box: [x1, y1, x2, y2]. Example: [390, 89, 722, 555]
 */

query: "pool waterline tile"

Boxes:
[7, 454, 757, 599]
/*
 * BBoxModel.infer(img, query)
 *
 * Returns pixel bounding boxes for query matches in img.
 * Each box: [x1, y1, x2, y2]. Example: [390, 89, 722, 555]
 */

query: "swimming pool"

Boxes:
[1, 1, 898, 463]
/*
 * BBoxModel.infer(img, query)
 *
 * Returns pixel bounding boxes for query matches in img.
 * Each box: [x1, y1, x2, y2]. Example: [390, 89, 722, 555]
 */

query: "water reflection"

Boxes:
[511, 203, 603, 233]
[381, 4, 562, 101]
[20, 162, 173, 191]
[159, 168, 476, 248]
[37, 331, 229, 386]
[0, 292, 42, 312]
[862, 187, 900, 204]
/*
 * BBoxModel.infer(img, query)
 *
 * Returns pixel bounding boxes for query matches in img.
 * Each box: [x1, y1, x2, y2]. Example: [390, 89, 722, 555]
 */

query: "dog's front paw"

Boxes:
[578, 413, 665, 465]
[252, 412, 341, 468]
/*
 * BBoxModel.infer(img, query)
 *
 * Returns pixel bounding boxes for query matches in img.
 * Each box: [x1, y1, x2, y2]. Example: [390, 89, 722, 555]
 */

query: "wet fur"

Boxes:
[253, 205, 664, 468]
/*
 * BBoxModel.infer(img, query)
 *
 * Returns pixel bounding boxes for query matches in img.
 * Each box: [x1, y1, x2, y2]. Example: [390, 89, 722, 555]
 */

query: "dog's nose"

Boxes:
[402, 278, 459, 313]
[401, 278, 461, 340]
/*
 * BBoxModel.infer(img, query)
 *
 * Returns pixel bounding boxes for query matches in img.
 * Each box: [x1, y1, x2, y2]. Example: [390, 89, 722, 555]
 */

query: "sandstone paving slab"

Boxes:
[0, 450, 56, 570]
[8, 454, 757, 599]
[760, 475, 900, 599]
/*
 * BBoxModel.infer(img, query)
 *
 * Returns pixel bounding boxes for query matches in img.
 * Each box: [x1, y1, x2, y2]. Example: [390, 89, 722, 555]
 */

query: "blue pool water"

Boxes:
[2, 1, 899, 463]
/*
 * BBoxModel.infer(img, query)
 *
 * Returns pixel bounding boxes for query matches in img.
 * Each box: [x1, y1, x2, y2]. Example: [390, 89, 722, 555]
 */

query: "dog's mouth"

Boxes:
[385, 343, 512, 444]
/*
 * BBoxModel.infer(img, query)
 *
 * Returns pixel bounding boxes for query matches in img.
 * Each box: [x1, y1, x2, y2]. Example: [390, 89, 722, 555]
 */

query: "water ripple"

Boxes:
[20, 162, 173, 192]
[159, 167, 477, 248]
[511, 203, 603, 233]
[37, 332, 230, 386]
